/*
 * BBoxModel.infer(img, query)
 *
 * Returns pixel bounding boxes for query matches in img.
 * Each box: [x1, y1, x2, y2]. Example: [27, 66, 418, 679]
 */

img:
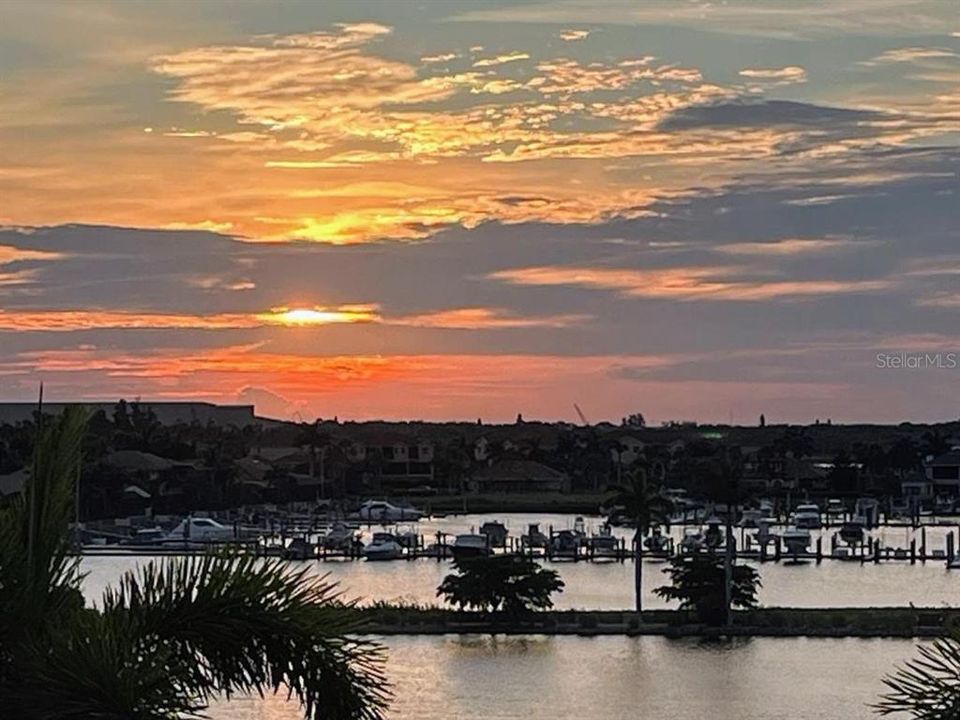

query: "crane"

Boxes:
[573, 403, 589, 426]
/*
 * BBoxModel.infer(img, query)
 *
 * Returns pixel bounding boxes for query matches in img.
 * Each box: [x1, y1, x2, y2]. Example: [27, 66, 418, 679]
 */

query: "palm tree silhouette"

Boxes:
[0, 407, 388, 718]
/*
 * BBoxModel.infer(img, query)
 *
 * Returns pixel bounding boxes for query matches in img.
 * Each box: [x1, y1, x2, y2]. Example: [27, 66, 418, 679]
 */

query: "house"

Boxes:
[610, 435, 645, 466]
[901, 472, 934, 501]
[925, 451, 960, 494]
[469, 460, 568, 493]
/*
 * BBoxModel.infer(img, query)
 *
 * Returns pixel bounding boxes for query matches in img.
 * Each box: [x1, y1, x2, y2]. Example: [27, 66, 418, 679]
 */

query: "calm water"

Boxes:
[206, 635, 915, 719]
[82, 513, 960, 609]
[78, 513, 941, 719]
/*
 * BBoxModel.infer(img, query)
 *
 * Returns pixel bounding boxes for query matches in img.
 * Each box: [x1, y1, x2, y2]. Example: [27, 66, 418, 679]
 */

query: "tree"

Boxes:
[437, 556, 564, 617]
[606, 464, 670, 616]
[622, 413, 646, 428]
[875, 633, 960, 718]
[654, 554, 761, 626]
[0, 407, 388, 719]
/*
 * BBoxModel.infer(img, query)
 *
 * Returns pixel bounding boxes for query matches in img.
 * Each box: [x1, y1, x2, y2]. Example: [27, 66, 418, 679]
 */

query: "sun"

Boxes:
[259, 306, 379, 326]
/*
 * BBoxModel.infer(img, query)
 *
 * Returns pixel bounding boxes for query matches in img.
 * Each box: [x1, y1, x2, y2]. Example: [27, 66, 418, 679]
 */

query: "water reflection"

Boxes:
[209, 636, 915, 719]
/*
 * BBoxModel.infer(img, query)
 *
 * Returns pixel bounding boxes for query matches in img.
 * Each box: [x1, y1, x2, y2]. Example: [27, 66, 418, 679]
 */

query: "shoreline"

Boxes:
[357, 607, 958, 639]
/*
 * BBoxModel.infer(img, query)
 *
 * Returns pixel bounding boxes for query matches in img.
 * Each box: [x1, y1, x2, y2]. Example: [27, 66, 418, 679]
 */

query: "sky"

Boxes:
[0, 0, 958, 424]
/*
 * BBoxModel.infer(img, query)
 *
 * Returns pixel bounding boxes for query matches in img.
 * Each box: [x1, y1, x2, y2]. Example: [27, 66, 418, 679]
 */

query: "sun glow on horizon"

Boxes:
[259, 306, 380, 326]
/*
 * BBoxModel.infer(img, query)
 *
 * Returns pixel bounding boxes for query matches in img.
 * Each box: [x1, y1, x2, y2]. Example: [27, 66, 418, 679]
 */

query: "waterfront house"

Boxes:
[468, 459, 568, 493]
[925, 451, 960, 495]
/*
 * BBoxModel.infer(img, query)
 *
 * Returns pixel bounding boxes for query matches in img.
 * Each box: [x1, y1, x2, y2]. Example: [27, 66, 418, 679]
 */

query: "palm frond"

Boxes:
[875, 636, 960, 718]
[94, 554, 390, 719]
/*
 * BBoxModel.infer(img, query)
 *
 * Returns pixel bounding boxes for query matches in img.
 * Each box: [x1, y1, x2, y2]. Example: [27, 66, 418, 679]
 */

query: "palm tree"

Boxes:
[876, 633, 960, 717]
[606, 463, 669, 616]
[0, 407, 389, 719]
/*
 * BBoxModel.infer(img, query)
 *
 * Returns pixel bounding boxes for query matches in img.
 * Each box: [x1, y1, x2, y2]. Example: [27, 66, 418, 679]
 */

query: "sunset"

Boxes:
[2, 2, 960, 718]
[1, 1, 957, 423]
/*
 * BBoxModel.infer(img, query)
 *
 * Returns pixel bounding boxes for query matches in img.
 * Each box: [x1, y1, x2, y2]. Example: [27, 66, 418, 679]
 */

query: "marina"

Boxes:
[79, 512, 960, 610]
[79, 509, 960, 569]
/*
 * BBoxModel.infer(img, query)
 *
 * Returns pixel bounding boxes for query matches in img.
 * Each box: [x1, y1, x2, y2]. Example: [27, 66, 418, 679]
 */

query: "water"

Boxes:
[81, 513, 960, 609]
[206, 635, 916, 719]
[78, 513, 940, 718]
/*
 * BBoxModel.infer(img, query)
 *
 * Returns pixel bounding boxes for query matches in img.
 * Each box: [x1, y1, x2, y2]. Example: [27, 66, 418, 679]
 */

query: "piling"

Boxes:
[910, 538, 916, 565]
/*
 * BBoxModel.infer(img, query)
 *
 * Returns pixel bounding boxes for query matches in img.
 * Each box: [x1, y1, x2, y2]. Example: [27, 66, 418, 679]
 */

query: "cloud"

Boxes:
[659, 100, 879, 130]
[472, 52, 530, 67]
[0, 245, 65, 264]
[421, 52, 459, 64]
[738, 66, 807, 85]
[861, 47, 959, 66]
[489, 265, 894, 301]
[714, 237, 871, 256]
[391, 307, 590, 329]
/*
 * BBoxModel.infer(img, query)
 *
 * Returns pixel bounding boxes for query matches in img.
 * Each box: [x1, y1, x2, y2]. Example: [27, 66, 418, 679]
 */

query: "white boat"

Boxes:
[479, 521, 509, 547]
[452, 533, 491, 558]
[165, 517, 234, 543]
[122, 526, 166, 545]
[319, 522, 358, 550]
[362, 532, 404, 561]
[357, 500, 422, 522]
[826, 498, 845, 516]
[792, 504, 822, 530]
[782, 527, 812, 555]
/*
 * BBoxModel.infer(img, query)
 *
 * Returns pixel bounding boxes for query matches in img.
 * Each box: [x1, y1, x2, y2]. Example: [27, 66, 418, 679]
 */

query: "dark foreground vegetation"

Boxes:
[0, 408, 388, 720]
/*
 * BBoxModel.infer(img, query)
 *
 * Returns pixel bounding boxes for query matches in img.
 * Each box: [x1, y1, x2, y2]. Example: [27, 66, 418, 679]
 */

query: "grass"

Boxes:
[356, 605, 960, 637]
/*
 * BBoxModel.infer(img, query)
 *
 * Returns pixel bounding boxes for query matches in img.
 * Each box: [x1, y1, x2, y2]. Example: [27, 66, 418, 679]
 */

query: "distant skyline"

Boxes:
[0, 1, 958, 424]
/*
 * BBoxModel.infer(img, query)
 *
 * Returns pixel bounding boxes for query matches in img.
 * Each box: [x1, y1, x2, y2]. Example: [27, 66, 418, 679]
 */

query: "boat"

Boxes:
[738, 509, 765, 528]
[121, 526, 166, 545]
[782, 527, 812, 555]
[319, 522, 358, 550]
[164, 516, 234, 543]
[362, 532, 404, 561]
[521, 523, 549, 549]
[680, 528, 705, 554]
[792, 504, 822, 530]
[753, 518, 779, 547]
[826, 498, 845, 517]
[357, 500, 422, 522]
[643, 526, 670, 555]
[452, 533, 491, 558]
[839, 519, 866, 546]
[550, 529, 581, 558]
[394, 527, 420, 549]
[704, 516, 724, 549]
[479, 521, 509, 547]
[588, 523, 619, 553]
[283, 537, 315, 560]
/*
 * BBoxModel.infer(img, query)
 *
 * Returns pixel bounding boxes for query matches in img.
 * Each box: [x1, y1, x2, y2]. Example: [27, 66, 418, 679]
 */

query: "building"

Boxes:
[469, 460, 568, 493]
[925, 451, 960, 494]
[0, 401, 257, 427]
